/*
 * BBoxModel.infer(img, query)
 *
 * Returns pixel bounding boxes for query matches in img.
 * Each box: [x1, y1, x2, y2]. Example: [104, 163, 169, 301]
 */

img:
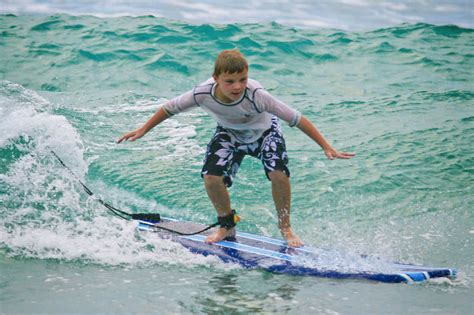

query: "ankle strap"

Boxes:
[218, 210, 240, 229]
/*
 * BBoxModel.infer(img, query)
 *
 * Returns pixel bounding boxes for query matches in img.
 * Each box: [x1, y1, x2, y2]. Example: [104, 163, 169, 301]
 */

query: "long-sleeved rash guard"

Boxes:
[163, 78, 301, 143]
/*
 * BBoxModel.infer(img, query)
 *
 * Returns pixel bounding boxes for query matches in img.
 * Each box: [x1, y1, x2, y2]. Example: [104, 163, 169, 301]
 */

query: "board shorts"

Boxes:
[201, 116, 290, 187]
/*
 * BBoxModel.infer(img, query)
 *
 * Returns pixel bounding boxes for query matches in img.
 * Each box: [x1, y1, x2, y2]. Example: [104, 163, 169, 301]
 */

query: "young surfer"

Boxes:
[117, 50, 355, 247]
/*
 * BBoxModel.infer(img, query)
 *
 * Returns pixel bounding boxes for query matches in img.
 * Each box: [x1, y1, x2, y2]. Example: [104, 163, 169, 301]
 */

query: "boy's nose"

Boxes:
[233, 83, 243, 90]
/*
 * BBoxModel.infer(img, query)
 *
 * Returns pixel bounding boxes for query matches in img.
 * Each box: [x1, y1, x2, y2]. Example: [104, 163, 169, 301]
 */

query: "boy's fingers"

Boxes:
[129, 132, 143, 142]
[338, 152, 356, 159]
[326, 150, 355, 159]
[117, 133, 132, 143]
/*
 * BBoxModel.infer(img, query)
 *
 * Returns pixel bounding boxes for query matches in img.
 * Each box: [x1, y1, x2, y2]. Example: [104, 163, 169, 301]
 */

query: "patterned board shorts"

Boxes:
[201, 116, 290, 187]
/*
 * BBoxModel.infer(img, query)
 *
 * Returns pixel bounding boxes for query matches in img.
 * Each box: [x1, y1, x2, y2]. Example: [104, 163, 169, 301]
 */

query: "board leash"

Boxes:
[50, 150, 220, 236]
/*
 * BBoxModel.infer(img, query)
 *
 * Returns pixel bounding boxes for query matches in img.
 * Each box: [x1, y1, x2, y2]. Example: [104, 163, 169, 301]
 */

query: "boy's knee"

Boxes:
[268, 170, 288, 182]
[204, 174, 225, 187]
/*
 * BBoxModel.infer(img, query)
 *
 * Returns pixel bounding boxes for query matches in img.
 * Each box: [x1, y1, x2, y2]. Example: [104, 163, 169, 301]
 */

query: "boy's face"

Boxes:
[213, 70, 248, 103]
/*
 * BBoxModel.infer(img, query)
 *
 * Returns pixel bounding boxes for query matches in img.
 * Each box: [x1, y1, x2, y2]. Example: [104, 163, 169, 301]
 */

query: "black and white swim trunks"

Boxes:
[201, 116, 290, 187]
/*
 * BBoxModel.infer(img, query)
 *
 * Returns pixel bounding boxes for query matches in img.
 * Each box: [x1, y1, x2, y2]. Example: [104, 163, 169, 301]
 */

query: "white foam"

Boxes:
[72, 98, 167, 115]
[0, 216, 228, 268]
[293, 247, 397, 274]
[0, 81, 237, 271]
[0, 82, 86, 175]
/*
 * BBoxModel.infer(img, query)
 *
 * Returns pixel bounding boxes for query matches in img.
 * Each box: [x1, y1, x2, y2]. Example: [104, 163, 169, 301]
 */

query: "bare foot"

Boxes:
[281, 227, 304, 247]
[205, 227, 236, 243]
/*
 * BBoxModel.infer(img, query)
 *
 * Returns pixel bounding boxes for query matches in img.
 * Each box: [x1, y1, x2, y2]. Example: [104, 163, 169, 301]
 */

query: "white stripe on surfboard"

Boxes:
[182, 234, 294, 262]
[397, 273, 414, 283]
[423, 272, 430, 280]
[154, 218, 315, 253]
[141, 219, 319, 261]
[236, 231, 315, 254]
[138, 222, 293, 262]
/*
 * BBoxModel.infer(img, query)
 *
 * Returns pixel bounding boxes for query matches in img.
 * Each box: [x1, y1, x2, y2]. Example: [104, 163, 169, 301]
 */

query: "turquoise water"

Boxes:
[1, 14, 473, 314]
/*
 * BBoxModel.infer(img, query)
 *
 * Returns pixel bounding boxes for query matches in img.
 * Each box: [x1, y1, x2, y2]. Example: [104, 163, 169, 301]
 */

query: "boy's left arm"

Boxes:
[297, 115, 355, 160]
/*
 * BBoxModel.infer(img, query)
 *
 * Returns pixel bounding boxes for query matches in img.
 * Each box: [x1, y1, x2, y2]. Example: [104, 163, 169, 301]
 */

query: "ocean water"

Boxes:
[2, 0, 474, 30]
[0, 13, 473, 314]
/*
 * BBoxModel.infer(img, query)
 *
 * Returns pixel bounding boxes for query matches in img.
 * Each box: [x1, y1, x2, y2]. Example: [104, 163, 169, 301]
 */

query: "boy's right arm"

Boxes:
[117, 107, 170, 143]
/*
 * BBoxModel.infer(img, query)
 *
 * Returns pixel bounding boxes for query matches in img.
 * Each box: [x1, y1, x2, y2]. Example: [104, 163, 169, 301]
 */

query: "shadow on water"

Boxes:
[190, 272, 299, 314]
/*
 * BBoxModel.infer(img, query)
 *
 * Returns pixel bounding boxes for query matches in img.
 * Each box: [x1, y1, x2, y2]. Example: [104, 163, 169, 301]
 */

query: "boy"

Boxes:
[117, 50, 354, 247]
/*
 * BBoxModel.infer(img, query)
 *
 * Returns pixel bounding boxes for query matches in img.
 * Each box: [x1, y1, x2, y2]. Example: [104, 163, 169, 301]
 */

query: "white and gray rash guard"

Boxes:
[162, 78, 302, 143]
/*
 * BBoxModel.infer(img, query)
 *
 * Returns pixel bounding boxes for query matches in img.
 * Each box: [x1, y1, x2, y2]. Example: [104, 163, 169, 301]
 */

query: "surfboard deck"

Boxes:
[137, 217, 457, 284]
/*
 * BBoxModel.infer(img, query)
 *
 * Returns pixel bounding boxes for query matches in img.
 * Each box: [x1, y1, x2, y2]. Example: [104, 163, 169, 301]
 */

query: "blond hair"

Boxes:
[213, 50, 248, 77]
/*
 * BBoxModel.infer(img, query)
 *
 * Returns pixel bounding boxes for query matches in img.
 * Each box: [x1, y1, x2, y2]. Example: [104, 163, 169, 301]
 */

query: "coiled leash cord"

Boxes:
[50, 151, 239, 236]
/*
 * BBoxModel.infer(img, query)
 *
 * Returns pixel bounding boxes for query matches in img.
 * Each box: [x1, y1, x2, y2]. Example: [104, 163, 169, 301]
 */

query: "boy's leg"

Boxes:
[203, 174, 235, 242]
[201, 127, 244, 243]
[268, 170, 303, 247]
[256, 117, 303, 247]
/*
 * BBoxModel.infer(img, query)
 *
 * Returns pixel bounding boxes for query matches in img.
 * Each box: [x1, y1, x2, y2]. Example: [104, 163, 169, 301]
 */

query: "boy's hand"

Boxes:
[324, 147, 355, 160]
[117, 128, 146, 143]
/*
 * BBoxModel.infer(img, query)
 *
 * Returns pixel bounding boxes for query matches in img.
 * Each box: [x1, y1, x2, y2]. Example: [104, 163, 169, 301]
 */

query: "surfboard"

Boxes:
[137, 217, 457, 284]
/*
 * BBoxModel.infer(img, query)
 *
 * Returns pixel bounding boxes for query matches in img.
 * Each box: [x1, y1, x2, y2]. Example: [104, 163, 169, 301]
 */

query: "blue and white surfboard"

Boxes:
[137, 218, 457, 284]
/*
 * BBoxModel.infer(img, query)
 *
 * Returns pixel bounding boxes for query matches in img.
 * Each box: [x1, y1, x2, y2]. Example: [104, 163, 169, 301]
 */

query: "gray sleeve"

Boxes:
[254, 89, 302, 127]
[162, 89, 197, 116]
